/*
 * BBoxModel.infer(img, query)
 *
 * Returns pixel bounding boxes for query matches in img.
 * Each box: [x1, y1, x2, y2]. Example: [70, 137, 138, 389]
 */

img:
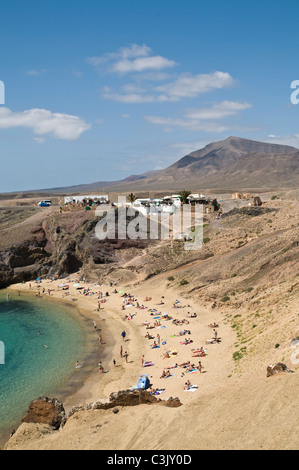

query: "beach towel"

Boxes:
[151, 345, 160, 349]
[187, 369, 199, 374]
[143, 362, 155, 367]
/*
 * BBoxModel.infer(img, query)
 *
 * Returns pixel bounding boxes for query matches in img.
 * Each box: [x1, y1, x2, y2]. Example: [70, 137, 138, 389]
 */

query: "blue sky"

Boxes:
[0, 0, 299, 192]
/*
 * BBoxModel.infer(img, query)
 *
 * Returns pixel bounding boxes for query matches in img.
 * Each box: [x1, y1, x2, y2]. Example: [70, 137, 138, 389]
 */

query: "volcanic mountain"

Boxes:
[119, 136, 299, 191]
[31, 136, 299, 193]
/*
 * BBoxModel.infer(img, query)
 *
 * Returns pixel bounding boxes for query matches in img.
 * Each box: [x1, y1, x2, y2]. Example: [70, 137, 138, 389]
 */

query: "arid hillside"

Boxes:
[3, 189, 299, 451]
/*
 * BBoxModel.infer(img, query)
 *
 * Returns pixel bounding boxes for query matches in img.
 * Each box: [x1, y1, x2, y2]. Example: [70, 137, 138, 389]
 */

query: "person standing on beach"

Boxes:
[141, 355, 145, 367]
[124, 351, 128, 363]
[120, 346, 123, 358]
[157, 334, 161, 346]
[121, 330, 126, 342]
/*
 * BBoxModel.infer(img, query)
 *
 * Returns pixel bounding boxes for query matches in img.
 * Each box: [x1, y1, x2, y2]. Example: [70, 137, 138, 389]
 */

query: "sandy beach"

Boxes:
[8, 273, 235, 414]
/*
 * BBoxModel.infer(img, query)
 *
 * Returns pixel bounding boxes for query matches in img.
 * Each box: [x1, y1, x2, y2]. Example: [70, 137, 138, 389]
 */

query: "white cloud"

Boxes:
[170, 140, 210, 155]
[267, 133, 299, 149]
[87, 43, 176, 74]
[102, 90, 157, 103]
[0, 108, 91, 140]
[27, 69, 47, 76]
[185, 101, 252, 120]
[27, 70, 40, 76]
[145, 115, 229, 133]
[155, 72, 234, 99]
[145, 100, 252, 133]
[33, 137, 45, 144]
[102, 71, 235, 104]
[112, 55, 176, 74]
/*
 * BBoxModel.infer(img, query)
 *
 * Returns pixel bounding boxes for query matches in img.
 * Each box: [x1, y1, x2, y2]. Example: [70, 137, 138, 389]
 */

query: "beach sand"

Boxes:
[8, 274, 234, 411]
[5, 275, 299, 450]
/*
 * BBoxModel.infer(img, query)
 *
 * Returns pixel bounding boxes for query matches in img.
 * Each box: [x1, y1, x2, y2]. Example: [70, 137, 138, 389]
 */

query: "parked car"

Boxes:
[39, 200, 52, 207]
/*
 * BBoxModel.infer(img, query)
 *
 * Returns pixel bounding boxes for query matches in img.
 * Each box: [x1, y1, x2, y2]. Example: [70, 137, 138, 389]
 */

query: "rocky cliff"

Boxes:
[0, 208, 148, 288]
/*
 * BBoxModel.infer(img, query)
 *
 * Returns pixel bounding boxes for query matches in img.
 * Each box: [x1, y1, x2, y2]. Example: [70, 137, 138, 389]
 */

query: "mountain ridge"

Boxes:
[20, 137, 299, 193]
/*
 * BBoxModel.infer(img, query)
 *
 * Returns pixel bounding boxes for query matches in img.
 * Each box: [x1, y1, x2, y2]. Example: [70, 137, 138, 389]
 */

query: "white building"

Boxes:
[65, 195, 109, 205]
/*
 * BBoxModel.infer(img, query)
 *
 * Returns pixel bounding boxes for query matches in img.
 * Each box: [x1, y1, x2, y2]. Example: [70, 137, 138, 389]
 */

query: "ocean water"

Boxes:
[0, 291, 90, 437]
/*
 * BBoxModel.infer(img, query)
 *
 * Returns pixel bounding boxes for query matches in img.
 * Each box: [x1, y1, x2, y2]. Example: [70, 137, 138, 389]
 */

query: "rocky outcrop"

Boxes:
[222, 206, 277, 218]
[67, 390, 182, 421]
[19, 391, 181, 435]
[0, 209, 149, 288]
[21, 397, 66, 430]
[266, 363, 294, 377]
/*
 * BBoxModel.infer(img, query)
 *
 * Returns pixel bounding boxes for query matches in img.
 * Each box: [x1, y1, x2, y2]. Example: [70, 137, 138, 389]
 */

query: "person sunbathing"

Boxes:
[178, 330, 191, 336]
[151, 341, 159, 349]
[183, 338, 193, 345]
[145, 333, 154, 340]
[188, 313, 197, 318]
[163, 351, 170, 359]
[184, 380, 192, 390]
[166, 363, 178, 369]
[192, 351, 206, 357]
[160, 370, 170, 378]
[179, 361, 191, 368]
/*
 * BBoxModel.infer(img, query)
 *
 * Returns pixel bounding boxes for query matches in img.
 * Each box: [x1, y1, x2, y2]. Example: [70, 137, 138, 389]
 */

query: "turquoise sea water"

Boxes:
[0, 291, 90, 438]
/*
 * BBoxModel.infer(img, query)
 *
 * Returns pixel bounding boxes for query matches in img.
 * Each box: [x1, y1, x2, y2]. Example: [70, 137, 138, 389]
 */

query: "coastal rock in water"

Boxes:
[266, 363, 294, 377]
[22, 397, 66, 430]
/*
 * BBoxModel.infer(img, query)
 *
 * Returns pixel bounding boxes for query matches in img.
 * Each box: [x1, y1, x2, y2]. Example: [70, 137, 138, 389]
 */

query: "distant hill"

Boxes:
[29, 136, 299, 194]
[122, 136, 299, 191]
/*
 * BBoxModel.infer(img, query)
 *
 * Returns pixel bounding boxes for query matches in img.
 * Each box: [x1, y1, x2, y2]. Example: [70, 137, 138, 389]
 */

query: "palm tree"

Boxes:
[127, 193, 137, 203]
[178, 190, 192, 204]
